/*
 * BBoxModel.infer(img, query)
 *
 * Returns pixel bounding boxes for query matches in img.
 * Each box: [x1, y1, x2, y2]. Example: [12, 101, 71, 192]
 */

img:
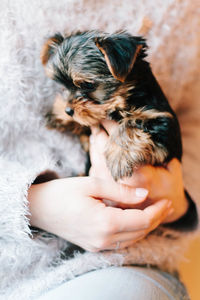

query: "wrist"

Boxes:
[28, 183, 43, 228]
[28, 170, 59, 228]
[28, 181, 54, 229]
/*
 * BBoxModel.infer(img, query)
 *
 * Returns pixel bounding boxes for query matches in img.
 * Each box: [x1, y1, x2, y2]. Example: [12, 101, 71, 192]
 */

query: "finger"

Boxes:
[89, 157, 112, 179]
[104, 202, 172, 251]
[101, 120, 118, 135]
[118, 165, 155, 190]
[101, 203, 173, 251]
[89, 129, 108, 154]
[104, 208, 172, 251]
[89, 130, 112, 178]
[161, 207, 175, 224]
[147, 206, 174, 230]
[89, 128, 109, 162]
[91, 125, 101, 135]
[89, 178, 149, 204]
[167, 158, 181, 173]
[109, 204, 174, 244]
[111, 199, 172, 232]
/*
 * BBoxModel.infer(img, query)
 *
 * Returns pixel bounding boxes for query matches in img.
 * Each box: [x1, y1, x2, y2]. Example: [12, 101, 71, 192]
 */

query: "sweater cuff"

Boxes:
[165, 190, 198, 231]
[0, 157, 57, 242]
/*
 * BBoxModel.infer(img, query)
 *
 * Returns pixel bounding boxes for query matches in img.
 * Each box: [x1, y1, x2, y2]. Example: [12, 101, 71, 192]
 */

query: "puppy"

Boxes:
[41, 31, 182, 181]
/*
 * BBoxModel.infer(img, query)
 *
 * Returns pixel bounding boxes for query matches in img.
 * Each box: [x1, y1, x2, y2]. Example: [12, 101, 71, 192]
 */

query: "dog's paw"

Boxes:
[105, 126, 168, 181]
[105, 143, 134, 181]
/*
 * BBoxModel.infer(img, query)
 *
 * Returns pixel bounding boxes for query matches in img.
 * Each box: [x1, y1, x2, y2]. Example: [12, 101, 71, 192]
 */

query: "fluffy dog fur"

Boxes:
[41, 31, 182, 180]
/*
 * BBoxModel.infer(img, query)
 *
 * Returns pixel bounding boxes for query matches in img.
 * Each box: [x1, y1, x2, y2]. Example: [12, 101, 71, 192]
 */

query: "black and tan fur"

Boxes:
[41, 31, 182, 180]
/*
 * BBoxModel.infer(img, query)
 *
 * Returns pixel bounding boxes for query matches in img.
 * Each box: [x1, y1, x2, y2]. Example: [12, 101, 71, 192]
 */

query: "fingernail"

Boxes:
[135, 188, 148, 198]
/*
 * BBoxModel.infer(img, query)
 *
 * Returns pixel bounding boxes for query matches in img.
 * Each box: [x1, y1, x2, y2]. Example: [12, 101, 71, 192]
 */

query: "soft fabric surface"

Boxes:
[37, 267, 190, 300]
[0, 0, 199, 299]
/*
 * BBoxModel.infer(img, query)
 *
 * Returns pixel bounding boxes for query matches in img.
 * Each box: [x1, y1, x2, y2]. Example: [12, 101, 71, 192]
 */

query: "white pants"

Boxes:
[37, 266, 189, 300]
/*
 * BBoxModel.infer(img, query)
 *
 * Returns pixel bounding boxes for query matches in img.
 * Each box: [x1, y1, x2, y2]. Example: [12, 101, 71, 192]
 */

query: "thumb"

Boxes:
[89, 178, 149, 205]
[90, 126, 108, 155]
[89, 127, 110, 178]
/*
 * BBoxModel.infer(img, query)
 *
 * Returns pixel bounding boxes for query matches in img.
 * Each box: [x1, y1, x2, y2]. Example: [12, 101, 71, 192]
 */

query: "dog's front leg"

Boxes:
[104, 115, 171, 181]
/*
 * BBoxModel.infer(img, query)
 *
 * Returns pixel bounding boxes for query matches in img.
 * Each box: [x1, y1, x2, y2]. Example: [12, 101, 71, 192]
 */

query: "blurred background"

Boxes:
[180, 237, 200, 300]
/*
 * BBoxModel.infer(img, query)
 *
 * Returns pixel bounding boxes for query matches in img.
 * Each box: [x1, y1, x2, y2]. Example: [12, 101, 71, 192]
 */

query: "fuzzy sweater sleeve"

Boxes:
[0, 158, 32, 241]
[0, 157, 59, 242]
[0, 133, 86, 243]
[0, 1, 87, 245]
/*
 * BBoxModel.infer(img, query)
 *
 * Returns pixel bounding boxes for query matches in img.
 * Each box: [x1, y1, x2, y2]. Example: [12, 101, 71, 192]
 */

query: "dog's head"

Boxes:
[41, 31, 147, 126]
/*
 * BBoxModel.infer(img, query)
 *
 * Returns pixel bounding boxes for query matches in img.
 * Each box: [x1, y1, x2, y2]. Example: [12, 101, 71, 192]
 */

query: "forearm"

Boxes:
[28, 180, 66, 236]
[28, 182, 50, 230]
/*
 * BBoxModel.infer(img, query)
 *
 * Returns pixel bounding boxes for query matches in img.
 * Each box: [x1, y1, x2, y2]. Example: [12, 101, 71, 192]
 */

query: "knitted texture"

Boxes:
[0, 0, 199, 299]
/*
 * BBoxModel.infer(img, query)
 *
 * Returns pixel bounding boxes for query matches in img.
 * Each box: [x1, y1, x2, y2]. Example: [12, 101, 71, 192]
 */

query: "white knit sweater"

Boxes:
[0, 1, 199, 299]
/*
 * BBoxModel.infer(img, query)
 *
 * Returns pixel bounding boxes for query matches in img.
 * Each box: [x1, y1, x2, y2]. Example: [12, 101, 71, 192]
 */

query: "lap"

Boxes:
[37, 266, 189, 300]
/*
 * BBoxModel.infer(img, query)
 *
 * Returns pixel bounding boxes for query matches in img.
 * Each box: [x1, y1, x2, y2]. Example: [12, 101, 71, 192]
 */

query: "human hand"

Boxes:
[28, 176, 172, 252]
[89, 120, 188, 223]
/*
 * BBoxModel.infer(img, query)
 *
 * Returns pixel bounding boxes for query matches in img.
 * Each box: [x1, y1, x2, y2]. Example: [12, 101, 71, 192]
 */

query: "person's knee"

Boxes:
[37, 266, 189, 300]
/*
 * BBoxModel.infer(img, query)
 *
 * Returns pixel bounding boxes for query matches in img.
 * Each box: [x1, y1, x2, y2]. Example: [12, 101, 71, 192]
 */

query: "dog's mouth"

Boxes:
[65, 99, 107, 126]
[64, 89, 128, 126]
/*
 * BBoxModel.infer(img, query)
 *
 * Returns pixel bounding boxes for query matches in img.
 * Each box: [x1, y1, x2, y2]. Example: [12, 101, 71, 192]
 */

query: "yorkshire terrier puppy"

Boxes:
[41, 31, 182, 181]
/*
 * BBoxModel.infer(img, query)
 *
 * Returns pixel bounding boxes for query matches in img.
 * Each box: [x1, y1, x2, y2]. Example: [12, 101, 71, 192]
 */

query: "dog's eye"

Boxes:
[80, 82, 96, 91]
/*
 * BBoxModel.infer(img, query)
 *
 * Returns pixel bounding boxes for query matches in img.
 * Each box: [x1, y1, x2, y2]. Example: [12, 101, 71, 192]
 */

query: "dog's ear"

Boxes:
[95, 33, 147, 82]
[40, 33, 64, 65]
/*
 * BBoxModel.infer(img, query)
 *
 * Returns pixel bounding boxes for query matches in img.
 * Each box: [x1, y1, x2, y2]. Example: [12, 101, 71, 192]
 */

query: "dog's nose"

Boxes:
[65, 107, 74, 117]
